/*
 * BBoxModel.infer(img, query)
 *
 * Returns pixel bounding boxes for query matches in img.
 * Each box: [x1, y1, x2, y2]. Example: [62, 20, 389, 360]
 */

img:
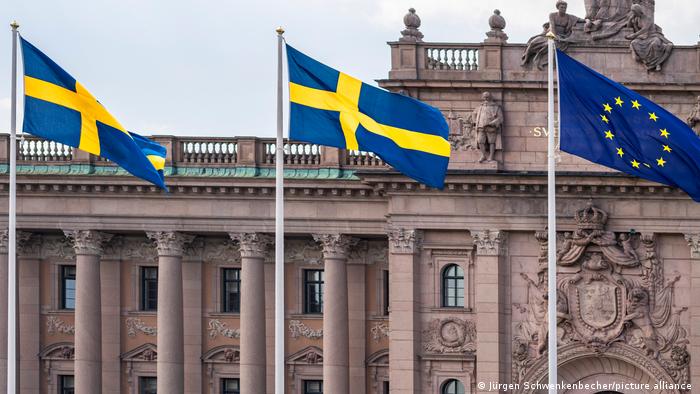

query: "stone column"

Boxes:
[347, 258, 366, 394]
[0, 230, 7, 393]
[312, 234, 355, 394]
[230, 233, 271, 393]
[387, 228, 422, 393]
[472, 230, 508, 391]
[147, 231, 194, 394]
[64, 230, 113, 393]
[685, 234, 700, 386]
[18, 232, 40, 394]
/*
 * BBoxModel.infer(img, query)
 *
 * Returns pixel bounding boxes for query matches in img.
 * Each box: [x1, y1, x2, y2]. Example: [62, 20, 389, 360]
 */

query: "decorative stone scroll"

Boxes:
[423, 317, 477, 354]
[229, 232, 272, 258]
[64, 230, 113, 256]
[370, 322, 390, 342]
[46, 316, 75, 335]
[207, 319, 240, 339]
[288, 320, 323, 340]
[312, 234, 357, 259]
[125, 317, 157, 337]
[146, 231, 195, 257]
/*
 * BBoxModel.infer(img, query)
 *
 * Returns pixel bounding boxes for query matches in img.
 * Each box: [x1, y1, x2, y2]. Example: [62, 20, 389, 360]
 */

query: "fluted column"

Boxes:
[313, 234, 355, 394]
[64, 230, 113, 393]
[472, 229, 508, 392]
[230, 233, 271, 393]
[0, 230, 7, 393]
[147, 231, 194, 394]
[387, 228, 422, 393]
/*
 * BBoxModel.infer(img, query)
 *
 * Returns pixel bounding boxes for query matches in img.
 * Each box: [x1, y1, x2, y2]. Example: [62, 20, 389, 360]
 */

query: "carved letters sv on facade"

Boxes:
[513, 202, 689, 386]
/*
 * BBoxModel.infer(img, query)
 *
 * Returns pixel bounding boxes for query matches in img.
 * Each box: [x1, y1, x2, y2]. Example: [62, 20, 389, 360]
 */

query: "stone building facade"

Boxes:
[1, 3, 700, 393]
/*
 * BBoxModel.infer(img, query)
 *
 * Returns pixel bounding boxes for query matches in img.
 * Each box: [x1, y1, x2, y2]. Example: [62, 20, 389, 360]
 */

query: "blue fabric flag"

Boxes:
[557, 49, 700, 201]
[21, 37, 167, 189]
[286, 45, 450, 188]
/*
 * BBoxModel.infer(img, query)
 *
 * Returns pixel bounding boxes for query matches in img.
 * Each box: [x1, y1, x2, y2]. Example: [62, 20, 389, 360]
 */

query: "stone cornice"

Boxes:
[229, 232, 272, 259]
[64, 230, 113, 256]
[312, 234, 357, 260]
[146, 231, 196, 257]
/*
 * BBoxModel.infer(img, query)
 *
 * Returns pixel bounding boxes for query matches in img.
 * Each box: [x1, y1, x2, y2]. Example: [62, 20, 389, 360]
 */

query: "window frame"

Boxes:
[441, 264, 465, 308]
[441, 378, 465, 394]
[59, 265, 76, 310]
[382, 269, 390, 316]
[303, 379, 323, 394]
[221, 267, 241, 314]
[140, 266, 158, 312]
[220, 377, 240, 394]
[138, 376, 157, 394]
[303, 269, 324, 315]
[58, 374, 75, 394]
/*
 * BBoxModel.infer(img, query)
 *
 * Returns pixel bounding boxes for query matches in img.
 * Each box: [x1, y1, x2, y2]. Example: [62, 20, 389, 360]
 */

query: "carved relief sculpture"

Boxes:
[687, 96, 700, 137]
[446, 109, 474, 151]
[625, 3, 672, 71]
[207, 319, 241, 339]
[423, 317, 476, 354]
[288, 320, 323, 340]
[125, 317, 157, 337]
[521, 23, 551, 70]
[470, 92, 504, 163]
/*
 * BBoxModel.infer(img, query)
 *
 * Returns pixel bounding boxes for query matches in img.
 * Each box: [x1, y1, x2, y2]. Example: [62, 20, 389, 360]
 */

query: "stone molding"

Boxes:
[387, 227, 422, 254]
[0, 229, 7, 254]
[207, 319, 240, 339]
[63, 230, 113, 256]
[46, 316, 75, 335]
[288, 320, 323, 340]
[125, 317, 157, 337]
[472, 229, 507, 256]
[146, 231, 195, 257]
[311, 233, 357, 259]
[229, 232, 272, 259]
[684, 233, 700, 259]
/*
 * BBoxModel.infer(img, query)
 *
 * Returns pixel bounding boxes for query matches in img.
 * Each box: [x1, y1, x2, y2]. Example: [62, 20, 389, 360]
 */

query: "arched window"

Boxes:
[441, 379, 465, 394]
[442, 264, 464, 307]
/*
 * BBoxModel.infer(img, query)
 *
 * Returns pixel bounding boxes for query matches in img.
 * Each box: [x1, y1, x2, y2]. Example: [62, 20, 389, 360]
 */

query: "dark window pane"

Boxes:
[139, 377, 157, 394]
[304, 269, 324, 314]
[304, 380, 323, 394]
[59, 375, 74, 394]
[221, 378, 240, 394]
[442, 379, 465, 394]
[382, 270, 389, 316]
[61, 266, 76, 310]
[141, 267, 158, 311]
[442, 264, 465, 308]
[222, 268, 241, 313]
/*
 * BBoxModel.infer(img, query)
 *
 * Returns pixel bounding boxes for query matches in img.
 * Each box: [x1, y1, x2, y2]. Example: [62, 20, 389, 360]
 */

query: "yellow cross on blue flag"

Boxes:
[20, 37, 167, 189]
[286, 45, 451, 188]
[557, 50, 700, 201]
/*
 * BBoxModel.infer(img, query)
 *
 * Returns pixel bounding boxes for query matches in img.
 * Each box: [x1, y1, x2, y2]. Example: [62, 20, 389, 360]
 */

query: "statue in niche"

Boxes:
[687, 96, 700, 137]
[470, 92, 503, 162]
[625, 3, 672, 71]
[521, 23, 551, 70]
[548, 1, 585, 50]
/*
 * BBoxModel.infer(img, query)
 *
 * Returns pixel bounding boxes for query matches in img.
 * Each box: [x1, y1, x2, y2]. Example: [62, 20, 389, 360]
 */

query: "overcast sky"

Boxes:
[2, 0, 699, 137]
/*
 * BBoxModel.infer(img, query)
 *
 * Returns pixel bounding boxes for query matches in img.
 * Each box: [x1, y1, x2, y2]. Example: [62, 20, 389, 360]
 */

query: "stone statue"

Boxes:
[626, 3, 672, 71]
[624, 288, 659, 357]
[687, 96, 700, 137]
[521, 23, 551, 70]
[549, 1, 585, 50]
[470, 92, 503, 162]
[584, 0, 633, 37]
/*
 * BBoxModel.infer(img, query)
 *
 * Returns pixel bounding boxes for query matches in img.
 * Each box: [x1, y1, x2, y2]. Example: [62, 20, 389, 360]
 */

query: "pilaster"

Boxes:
[684, 233, 700, 385]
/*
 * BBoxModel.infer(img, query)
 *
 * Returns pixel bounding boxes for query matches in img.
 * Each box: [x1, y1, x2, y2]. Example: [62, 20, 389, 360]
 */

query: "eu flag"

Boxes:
[286, 45, 450, 188]
[557, 50, 700, 201]
[21, 37, 167, 189]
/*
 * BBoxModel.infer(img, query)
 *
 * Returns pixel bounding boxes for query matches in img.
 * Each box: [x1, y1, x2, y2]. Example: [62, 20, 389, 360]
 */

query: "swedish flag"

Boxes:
[287, 45, 450, 188]
[558, 50, 700, 201]
[21, 37, 167, 189]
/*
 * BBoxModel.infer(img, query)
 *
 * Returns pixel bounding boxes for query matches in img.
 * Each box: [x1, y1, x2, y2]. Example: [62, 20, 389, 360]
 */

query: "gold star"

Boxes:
[603, 103, 613, 113]
[631, 100, 641, 110]
[601, 114, 609, 123]
[663, 144, 672, 152]
[604, 130, 614, 140]
[631, 160, 640, 168]
[656, 157, 666, 167]
[649, 112, 658, 121]
[617, 148, 624, 157]
[660, 129, 670, 138]
[615, 97, 624, 107]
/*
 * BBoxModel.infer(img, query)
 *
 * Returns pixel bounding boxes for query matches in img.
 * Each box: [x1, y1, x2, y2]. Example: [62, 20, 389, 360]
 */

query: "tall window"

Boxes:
[441, 379, 465, 394]
[221, 268, 241, 313]
[442, 264, 465, 307]
[139, 377, 157, 394]
[382, 270, 389, 316]
[303, 380, 323, 394]
[140, 267, 158, 311]
[60, 266, 76, 310]
[58, 375, 74, 394]
[221, 378, 240, 394]
[383, 381, 389, 394]
[303, 270, 324, 314]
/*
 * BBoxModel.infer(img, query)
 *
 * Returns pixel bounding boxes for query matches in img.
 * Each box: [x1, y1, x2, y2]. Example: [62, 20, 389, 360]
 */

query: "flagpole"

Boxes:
[546, 31, 557, 394]
[8, 20, 19, 394]
[274, 26, 285, 394]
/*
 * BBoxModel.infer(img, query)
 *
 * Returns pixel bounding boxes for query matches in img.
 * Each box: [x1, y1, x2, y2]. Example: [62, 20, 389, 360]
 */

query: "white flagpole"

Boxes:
[274, 26, 285, 394]
[8, 20, 19, 394]
[546, 32, 558, 394]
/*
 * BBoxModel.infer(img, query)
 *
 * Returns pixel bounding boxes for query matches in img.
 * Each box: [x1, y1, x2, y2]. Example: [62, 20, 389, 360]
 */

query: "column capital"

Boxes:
[472, 229, 507, 256]
[684, 233, 700, 259]
[312, 234, 357, 259]
[0, 228, 7, 254]
[64, 230, 114, 256]
[18, 231, 41, 258]
[229, 232, 272, 259]
[387, 227, 422, 255]
[146, 231, 196, 257]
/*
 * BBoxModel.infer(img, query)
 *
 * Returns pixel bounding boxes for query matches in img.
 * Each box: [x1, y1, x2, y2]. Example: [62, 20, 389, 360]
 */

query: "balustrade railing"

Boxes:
[345, 150, 384, 167]
[180, 138, 238, 164]
[262, 140, 321, 165]
[17, 136, 72, 162]
[424, 46, 479, 71]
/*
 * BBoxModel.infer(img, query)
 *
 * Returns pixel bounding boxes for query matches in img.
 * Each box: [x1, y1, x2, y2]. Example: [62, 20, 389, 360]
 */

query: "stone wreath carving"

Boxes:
[288, 320, 323, 340]
[207, 319, 240, 339]
[423, 317, 476, 354]
[513, 202, 689, 386]
[370, 322, 390, 342]
[126, 317, 157, 337]
[46, 316, 75, 335]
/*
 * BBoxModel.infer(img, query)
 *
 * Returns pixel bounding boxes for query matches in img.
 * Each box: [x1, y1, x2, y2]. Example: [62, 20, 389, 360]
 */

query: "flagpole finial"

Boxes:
[10, 20, 19, 30]
[276, 26, 285, 36]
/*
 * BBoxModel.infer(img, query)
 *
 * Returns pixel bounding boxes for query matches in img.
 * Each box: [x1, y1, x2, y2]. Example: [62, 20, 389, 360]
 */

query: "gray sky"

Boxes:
[2, 0, 699, 137]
